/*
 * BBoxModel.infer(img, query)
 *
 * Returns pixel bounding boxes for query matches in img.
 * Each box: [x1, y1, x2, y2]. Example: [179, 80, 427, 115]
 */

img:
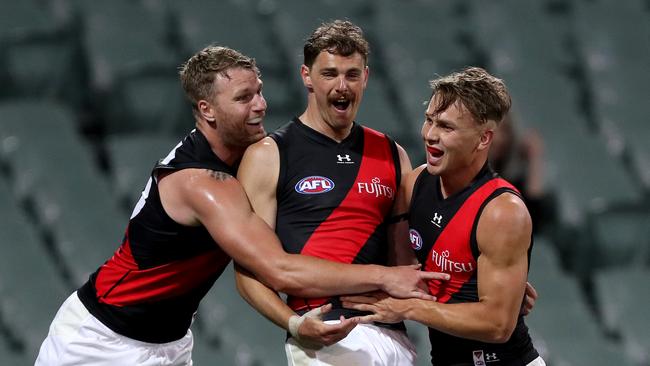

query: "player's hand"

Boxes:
[382, 264, 448, 300]
[521, 281, 537, 316]
[341, 291, 408, 324]
[292, 304, 358, 349]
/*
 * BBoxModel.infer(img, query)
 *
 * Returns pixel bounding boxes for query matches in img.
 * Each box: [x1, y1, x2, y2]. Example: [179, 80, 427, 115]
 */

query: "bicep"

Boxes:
[237, 138, 279, 228]
[476, 194, 532, 311]
[187, 175, 285, 279]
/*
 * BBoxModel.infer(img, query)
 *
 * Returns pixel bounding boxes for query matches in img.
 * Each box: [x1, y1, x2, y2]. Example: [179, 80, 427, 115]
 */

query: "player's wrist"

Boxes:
[288, 314, 304, 340]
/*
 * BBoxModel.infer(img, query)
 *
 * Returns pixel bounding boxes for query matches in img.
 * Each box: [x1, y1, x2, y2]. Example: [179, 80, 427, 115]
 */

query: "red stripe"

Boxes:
[95, 231, 230, 307]
[288, 128, 396, 311]
[425, 178, 516, 303]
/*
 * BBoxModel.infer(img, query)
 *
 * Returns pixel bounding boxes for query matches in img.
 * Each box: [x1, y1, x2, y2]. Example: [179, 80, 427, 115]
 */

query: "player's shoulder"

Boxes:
[481, 192, 531, 231]
[241, 136, 280, 171]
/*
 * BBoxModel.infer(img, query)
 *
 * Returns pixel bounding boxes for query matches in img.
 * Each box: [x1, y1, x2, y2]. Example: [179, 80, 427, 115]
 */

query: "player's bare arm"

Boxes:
[343, 192, 532, 343]
[388, 164, 426, 267]
[234, 138, 358, 345]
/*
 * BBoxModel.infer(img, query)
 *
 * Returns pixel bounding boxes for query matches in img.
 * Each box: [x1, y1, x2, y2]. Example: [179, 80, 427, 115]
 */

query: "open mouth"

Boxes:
[332, 98, 351, 111]
[427, 146, 444, 158]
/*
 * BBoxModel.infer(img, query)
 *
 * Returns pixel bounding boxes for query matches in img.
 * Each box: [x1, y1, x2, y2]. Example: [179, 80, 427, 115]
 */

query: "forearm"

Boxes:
[234, 264, 293, 331]
[268, 255, 387, 297]
[405, 300, 516, 343]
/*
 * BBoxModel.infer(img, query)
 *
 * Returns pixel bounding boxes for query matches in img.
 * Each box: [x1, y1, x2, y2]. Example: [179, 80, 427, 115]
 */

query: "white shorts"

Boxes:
[527, 356, 546, 366]
[285, 322, 416, 366]
[35, 292, 193, 366]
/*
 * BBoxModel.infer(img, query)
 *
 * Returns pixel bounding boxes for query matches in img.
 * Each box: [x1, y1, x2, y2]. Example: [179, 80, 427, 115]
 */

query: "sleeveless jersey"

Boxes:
[271, 118, 400, 320]
[78, 130, 232, 343]
[408, 165, 539, 365]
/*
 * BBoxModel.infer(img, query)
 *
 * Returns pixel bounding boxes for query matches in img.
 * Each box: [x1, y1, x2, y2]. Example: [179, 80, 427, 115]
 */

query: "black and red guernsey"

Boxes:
[78, 130, 232, 343]
[271, 118, 400, 321]
[408, 165, 539, 365]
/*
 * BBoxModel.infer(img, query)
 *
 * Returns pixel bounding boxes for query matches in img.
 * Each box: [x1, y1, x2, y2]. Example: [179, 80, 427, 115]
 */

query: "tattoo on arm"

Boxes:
[206, 170, 233, 181]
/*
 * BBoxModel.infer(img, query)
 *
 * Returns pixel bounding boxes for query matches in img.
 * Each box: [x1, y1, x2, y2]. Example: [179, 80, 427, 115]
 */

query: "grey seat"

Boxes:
[594, 268, 650, 365]
[0, 1, 83, 105]
[174, 0, 283, 75]
[105, 134, 180, 211]
[0, 205, 69, 359]
[0, 335, 27, 366]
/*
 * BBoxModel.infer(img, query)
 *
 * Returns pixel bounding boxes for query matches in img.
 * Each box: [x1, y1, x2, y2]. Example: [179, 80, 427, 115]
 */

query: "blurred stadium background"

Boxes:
[0, 0, 648, 365]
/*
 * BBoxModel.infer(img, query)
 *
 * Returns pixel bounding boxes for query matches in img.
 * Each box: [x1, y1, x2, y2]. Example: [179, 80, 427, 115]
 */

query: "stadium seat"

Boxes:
[105, 134, 180, 211]
[594, 268, 650, 365]
[76, 0, 181, 134]
[503, 70, 643, 228]
[173, 0, 283, 75]
[270, 0, 371, 71]
[104, 70, 192, 137]
[0, 204, 69, 360]
[0, 335, 27, 366]
[525, 283, 628, 365]
[0, 1, 84, 105]
[582, 205, 650, 268]
[589, 73, 650, 192]
[0, 99, 83, 201]
[0, 104, 126, 285]
[468, 0, 573, 74]
[191, 331, 246, 366]
[404, 320, 433, 366]
[374, 0, 471, 131]
[356, 75, 407, 142]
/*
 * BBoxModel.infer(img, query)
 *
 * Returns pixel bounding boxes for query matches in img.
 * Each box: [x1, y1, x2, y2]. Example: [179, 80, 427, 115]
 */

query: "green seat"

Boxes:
[174, 0, 282, 74]
[191, 331, 244, 366]
[105, 71, 192, 137]
[105, 134, 180, 210]
[594, 268, 650, 365]
[583, 206, 650, 268]
[0, 100, 87, 202]
[0, 1, 83, 105]
[356, 75, 409, 142]
[0, 336, 27, 366]
[0, 116, 126, 285]
[404, 320, 433, 366]
[271, 0, 371, 69]
[0, 209, 69, 359]
[589, 73, 650, 191]
[468, 0, 573, 73]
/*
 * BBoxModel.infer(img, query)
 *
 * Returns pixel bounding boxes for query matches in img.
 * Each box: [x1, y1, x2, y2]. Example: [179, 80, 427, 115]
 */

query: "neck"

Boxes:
[438, 156, 487, 198]
[196, 120, 244, 167]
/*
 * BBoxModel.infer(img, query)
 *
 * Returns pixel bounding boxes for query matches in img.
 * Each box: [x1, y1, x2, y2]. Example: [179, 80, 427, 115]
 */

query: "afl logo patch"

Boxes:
[295, 176, 335, 194]
[409, 229, 423, 250]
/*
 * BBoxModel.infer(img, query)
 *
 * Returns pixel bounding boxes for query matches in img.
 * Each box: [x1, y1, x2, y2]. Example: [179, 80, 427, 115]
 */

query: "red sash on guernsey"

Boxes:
[288, 128, 396, 312]
[425, 178, 518, 303]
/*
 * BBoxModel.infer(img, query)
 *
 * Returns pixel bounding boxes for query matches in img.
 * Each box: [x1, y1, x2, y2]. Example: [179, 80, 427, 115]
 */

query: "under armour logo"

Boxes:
[337, 154, 354, 164]
[485, 353, 499, 362]
[431, 212, 443, 227]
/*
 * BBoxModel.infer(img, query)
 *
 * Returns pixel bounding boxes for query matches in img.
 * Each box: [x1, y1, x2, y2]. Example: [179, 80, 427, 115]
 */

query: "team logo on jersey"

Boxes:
[409, 229, 423, 250]
[473, 350, 486, 366]
[295, 176, 335, 194]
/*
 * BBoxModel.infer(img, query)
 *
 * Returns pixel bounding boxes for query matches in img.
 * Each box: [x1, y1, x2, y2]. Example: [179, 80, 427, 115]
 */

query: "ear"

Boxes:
[197, 100, 216, 122]
[477, 127, 494, 152]
[362, 66, 370, 89]
[301, 64, 313, 92]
